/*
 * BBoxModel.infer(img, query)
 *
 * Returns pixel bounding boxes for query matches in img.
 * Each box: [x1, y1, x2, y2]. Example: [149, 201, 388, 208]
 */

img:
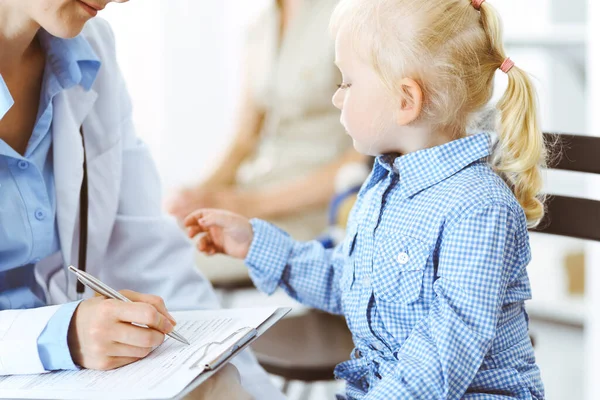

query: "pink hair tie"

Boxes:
[500, 57, 515, 74]
[472, 0, 485, 10]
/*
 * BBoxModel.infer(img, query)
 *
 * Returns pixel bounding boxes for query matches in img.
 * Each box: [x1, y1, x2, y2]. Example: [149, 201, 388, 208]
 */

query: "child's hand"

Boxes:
[184, 209, 254, 259]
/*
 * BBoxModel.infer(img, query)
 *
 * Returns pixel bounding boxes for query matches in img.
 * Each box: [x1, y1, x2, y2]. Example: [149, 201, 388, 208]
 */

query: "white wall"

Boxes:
[103, 0, 269, 192]
[102, 0, 166, 172]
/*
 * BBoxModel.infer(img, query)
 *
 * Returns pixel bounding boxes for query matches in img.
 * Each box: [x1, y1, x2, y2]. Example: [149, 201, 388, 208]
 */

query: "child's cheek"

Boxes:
[350, 103, 374, 140]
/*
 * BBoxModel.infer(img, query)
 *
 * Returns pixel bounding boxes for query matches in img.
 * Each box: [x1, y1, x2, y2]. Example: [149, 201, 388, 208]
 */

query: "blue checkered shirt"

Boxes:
[245, 133, 545, 399]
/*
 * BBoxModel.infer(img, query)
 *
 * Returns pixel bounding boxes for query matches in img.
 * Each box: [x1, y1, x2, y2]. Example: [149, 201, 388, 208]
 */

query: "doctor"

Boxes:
[0, 0, 281, 398]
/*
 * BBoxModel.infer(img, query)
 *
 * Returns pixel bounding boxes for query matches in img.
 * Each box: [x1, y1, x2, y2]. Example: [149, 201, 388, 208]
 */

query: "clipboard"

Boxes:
[0, 307, 291, 400]
[170, 307, 291, 400]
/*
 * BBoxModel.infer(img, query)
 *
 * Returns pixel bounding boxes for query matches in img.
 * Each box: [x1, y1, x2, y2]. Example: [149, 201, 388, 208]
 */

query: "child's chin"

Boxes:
[352, 140, 376, 157]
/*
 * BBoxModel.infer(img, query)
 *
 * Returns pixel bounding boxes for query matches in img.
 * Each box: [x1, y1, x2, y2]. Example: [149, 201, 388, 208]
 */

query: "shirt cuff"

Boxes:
[245, 219, 295, 294]
[37, 301, 82, 371]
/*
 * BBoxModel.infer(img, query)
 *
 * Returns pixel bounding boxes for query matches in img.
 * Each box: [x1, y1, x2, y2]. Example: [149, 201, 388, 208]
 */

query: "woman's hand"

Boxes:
[164, 186, 219, 220]
[165, 187, 261, 220]
[67, 290, 177, 370]
[184, 209, 254, 259]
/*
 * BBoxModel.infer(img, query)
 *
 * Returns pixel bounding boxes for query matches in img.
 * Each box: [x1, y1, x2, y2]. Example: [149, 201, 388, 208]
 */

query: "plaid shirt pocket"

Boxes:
[372, 235, 429, 304]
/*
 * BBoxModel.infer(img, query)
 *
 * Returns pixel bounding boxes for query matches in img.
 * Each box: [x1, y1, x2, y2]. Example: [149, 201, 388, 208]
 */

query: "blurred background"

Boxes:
[102, 0, 598, 398]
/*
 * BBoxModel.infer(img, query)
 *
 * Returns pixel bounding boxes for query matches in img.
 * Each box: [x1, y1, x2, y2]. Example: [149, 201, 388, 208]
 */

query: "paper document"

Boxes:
[0, 307, 279, 400]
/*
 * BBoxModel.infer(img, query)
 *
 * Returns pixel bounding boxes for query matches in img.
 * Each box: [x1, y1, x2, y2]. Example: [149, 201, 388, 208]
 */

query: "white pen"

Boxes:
[68, 265, 190, 345]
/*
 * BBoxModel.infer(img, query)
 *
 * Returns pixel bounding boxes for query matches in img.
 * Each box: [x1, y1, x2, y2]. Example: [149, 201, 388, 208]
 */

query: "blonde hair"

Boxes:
[331, 0, 546, 226]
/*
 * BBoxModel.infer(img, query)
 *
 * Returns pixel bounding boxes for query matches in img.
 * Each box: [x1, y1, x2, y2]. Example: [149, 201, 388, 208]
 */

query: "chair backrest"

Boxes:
[529, 133, 600, 242]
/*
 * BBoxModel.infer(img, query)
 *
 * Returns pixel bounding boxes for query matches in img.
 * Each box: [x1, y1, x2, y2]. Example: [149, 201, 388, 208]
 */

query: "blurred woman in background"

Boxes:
[167, 0, 363, 284]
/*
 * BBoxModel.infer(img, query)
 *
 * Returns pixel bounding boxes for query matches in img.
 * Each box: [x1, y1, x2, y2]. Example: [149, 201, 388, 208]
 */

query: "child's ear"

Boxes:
[396, 78, 423, 126]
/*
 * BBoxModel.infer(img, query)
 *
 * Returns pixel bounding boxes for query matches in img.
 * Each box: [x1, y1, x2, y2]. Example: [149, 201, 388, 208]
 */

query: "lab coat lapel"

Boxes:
[53, 86, 98, 269]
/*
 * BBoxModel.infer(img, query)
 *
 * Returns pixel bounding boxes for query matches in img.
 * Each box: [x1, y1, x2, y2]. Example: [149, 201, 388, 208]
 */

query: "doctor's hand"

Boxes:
[67, 290, 178, 370]
[184, 209, 254, 260]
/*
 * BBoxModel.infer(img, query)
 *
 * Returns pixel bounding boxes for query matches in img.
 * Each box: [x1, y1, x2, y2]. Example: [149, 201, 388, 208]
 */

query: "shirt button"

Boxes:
[362, 275, 371, 286]
[371, 341, 383, 351]
[397, 252, 409, 264]
[18, 160, 29, 170]
[35, 209, 46, 220]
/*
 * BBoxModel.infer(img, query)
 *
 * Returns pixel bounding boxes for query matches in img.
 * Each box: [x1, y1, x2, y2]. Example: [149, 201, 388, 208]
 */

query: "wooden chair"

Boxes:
[527, 132, 600, 329]
[251, 310, 354, 398]
[532, 133, 600, 242]
[211, 276, 354, 397]
[211, 278, 255, 292]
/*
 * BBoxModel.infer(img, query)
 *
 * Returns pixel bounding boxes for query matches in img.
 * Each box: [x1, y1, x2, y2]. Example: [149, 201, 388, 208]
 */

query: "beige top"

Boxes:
[236, 0, 351, 191]
[197, 1, 352, 280]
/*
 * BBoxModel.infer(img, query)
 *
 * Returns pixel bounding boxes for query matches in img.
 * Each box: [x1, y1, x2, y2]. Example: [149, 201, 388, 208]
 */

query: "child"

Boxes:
[185, 0, 545, 398]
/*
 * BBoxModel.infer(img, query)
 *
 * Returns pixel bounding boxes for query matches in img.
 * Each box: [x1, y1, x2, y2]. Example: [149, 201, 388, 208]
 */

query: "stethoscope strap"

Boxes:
[77, 126, 89, 296]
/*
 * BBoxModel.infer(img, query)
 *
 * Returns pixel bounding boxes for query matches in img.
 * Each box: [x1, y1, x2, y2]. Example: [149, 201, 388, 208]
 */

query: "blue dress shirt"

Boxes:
[245, 133, 545, 399]
[0, 30, 100, 371]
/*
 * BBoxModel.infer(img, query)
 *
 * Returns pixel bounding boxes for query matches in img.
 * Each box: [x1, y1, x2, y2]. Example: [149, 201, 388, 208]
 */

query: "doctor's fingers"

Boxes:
[109, 321, 166, 349]
[119, 290, 177, 326]
[100, 299, 174, 334]
[87, 356, 140, 371]
[93, 341, 154, 359]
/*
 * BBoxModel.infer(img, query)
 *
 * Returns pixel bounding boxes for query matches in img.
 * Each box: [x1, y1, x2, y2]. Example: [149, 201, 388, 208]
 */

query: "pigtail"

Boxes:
[479, 2, 546, 227]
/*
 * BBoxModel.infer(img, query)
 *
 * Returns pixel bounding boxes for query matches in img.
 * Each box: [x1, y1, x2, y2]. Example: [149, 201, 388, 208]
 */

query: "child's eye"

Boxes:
[337, 83, 352, 90]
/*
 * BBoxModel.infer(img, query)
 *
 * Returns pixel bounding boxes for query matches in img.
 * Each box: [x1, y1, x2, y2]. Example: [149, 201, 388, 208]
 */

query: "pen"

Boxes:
[68, 265, 190, 345]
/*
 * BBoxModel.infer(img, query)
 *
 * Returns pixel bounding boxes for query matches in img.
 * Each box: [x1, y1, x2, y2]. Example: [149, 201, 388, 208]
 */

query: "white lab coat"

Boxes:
[0, 19, 283, 399]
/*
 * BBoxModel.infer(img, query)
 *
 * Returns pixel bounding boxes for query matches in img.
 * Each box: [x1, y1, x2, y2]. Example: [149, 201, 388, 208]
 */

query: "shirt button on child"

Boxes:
[397, 252, 409, 264]
[371, 341, 384, 351]
[362, 275, 371, 286]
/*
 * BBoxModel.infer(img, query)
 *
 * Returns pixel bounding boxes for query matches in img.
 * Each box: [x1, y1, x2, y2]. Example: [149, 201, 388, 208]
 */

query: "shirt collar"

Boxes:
[0, 78, 14, 122]
[374, 132, 492, 198]
[0, 30, 101, 121]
